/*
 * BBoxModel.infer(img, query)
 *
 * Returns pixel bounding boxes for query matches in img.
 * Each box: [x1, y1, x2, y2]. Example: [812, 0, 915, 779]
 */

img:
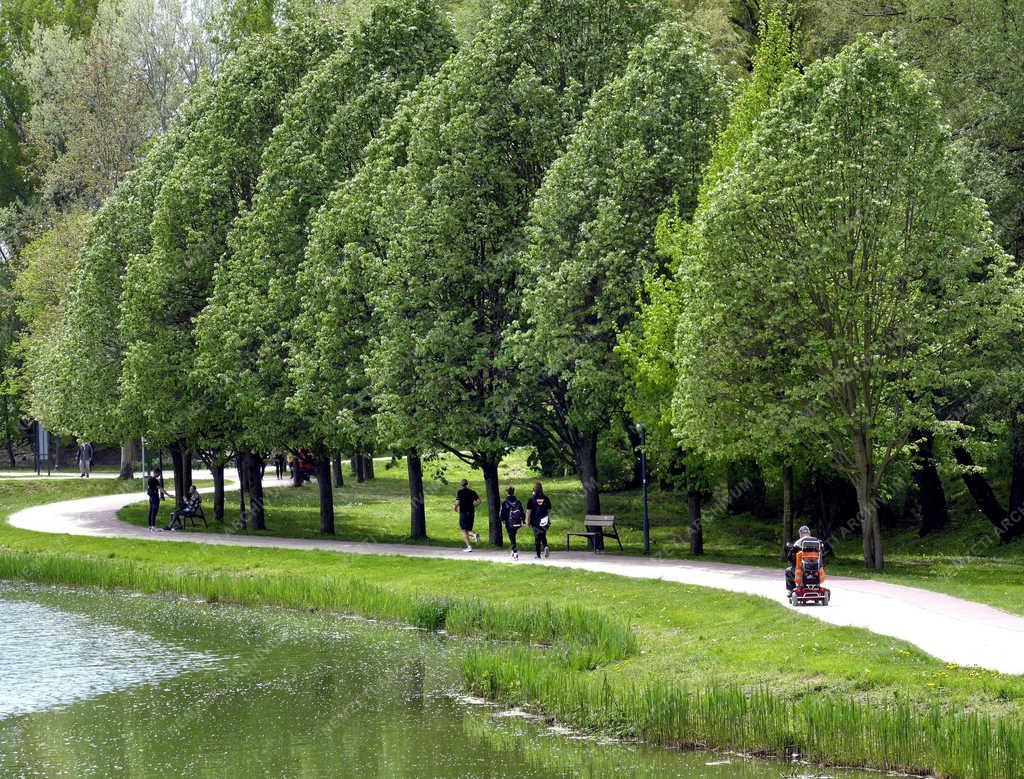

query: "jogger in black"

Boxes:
[526, 482, 552, 559]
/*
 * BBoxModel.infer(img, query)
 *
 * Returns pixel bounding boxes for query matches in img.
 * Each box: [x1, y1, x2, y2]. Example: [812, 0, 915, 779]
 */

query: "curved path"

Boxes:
[8, 476, 1024, 674]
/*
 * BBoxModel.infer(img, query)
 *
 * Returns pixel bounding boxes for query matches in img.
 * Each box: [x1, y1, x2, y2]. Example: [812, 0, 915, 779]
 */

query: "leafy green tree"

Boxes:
[195, 0, 456, 533]
[672, 37, 1012, 569]
[622, 6, 799, 550]
[515, 21, 726, 516]
[292, 89, 428, 536]
[119, 19, 343, 522]
[367, 0, 669, 545]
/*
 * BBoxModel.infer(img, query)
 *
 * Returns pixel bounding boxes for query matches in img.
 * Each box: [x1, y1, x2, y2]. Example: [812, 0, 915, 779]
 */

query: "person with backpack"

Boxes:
[526, 482, 552, 559]
[454, 478, 481, 551]
[498, 486, 526, 560]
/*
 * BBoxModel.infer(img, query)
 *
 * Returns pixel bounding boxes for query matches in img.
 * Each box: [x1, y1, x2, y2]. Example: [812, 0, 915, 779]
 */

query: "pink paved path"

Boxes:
[8, 476, 1024, 674]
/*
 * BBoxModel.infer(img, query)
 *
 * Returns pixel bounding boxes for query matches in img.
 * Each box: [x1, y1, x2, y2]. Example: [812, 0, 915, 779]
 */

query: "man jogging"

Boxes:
[454, 478, 481, 551]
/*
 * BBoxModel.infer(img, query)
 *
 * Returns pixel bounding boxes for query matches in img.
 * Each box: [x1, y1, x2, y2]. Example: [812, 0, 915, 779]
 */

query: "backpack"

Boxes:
[507, 501, 524, 527]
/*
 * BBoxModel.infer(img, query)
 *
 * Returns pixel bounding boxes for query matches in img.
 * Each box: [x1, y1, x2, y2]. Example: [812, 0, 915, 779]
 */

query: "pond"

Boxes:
[0, 582, 879, 778]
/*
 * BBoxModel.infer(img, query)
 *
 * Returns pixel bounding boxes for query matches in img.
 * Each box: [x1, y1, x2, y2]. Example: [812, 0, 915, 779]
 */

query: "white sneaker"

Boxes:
[472, 531, 480, 543]
[512, 551, 519, 560]
[464, 545, 473, 552]
[543, 546, 549, 558]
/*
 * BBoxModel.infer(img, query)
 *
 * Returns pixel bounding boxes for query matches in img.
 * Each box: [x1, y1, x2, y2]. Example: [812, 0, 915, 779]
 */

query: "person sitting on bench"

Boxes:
[165, 485, 202, 531]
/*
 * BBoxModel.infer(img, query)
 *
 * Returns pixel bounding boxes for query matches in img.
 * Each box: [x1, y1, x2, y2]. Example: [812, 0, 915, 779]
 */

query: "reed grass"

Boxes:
[462, 645, 1020, 778]
[0, 548, 632, 665]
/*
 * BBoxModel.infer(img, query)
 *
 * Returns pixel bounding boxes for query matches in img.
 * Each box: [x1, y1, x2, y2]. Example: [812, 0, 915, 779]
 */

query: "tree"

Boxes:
[368, 0, 669, 546]
[119, 19, 343, 523]
[15, 0, 215, 212]
[515, 21, 726, 516]
[195, 0, 456, 534]
[672, 37, 1012, 569]
[621, 6, 798, 548]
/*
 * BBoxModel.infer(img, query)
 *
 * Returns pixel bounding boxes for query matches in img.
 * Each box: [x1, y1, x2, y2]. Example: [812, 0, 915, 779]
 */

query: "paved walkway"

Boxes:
[7, 475, 1024, 674]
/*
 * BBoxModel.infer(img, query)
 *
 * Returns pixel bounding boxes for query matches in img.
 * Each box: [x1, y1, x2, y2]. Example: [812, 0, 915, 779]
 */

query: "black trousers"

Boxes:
[533, 527, 548, 557]
[147, 495, 160, 527]
[506, 525, 519, 553]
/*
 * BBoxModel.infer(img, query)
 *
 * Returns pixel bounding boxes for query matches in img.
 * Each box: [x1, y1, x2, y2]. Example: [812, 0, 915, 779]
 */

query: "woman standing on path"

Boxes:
[146, 468, 171, 532]
[527, 482, 552, 559]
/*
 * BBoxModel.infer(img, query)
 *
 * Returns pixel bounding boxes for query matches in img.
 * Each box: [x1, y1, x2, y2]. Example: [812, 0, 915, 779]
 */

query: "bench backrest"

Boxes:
[584, 515, 615, 527]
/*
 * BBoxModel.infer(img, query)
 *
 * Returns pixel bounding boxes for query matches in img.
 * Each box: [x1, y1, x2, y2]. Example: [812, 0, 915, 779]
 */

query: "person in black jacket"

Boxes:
[146, 469, 171, 532]
[526, 482, 553, 559]
[165, 485, 202, 531]
[498, 486, 526, 560]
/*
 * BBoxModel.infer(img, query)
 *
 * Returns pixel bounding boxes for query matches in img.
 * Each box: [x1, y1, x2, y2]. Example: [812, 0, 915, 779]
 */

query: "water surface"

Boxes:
[0, 582, 877, 778]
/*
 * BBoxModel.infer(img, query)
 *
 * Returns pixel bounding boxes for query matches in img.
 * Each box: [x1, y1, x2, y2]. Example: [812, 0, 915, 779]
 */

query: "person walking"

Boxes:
[77, 441, 93, 478]
[146, 468, 171, 532]
[526, 482, 552, 559]
[454, 478, 481, 551]
[498, 486, 526, 560]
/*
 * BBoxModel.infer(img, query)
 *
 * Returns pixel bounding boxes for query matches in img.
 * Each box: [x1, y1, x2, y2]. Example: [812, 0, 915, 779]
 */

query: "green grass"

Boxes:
[117, 451, 1024, 615]
[3, 476, 1024, 776]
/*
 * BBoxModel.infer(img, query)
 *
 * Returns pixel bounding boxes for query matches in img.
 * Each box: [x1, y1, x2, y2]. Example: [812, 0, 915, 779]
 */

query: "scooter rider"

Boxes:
[785, 525, 818, 592]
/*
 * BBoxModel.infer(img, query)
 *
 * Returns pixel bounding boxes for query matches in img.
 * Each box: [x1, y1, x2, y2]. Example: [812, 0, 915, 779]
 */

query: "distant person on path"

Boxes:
[146, 468, 171, 532]
[77, 441, 93, 478]
[498, 486, 526, 560]
[165, 484, 201, 531]
[274, 452, 286, 480]
[526, 482, 552, 559]
[454, 478, 481, 551]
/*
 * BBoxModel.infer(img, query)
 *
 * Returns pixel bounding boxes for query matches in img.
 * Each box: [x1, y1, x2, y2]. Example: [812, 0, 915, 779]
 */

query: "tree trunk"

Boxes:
[211, 461, 225, 522]
[332, 453, 343, 487]
[481, 458, 503, 547]
[365, 454, 375, 480]
[912, 431, 949, 537]
[243, 451, 265, 530]
[781, 462, 794, 558]
[118, 439, 135, 479]
[952, 444, 1011, 536]
[408, 448, 426, 540]
[572, 431, 601, 516]
[183, 450, 194, 498]
[316, 450, 334, 534]
[853, 481, 884, 569]
[170, 443, 186, 510]
[688, 490, 703, 555]
[1006, 413, 1024, 542]
[623, 421, 643, 489]
[5, 428, 14, 468]
[354, 454, 365, 483]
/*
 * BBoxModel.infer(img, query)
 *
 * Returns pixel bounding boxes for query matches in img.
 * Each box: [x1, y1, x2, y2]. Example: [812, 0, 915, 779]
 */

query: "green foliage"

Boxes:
[196, 0, 456, 453]
[367, 0, 668, 465]
[622, 7, 797, 481]
[672, 37, 1013, 565]
[516, 21, 725, 472]
[118, 20, 343, 449]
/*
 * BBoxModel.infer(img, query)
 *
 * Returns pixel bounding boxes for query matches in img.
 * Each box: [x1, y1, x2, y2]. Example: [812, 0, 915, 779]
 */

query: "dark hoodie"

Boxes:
[499, 495, 525, 529]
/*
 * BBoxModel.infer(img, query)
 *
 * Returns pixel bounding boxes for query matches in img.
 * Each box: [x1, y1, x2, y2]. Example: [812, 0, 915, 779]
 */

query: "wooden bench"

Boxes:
[566, 515, 623, 552]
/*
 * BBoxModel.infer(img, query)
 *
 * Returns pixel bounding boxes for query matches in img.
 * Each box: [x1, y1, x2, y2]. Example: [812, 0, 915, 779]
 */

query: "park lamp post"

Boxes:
[639, 423, 650, 555]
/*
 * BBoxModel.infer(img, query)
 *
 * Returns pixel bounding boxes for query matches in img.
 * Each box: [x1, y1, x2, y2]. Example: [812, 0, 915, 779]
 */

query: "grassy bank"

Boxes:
[117, 451, 1024, 615]
[4, 478, 1024, 776]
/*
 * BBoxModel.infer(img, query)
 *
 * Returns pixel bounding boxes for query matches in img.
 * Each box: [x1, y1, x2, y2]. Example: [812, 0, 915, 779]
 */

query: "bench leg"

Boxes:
[614, 533, 623, 551]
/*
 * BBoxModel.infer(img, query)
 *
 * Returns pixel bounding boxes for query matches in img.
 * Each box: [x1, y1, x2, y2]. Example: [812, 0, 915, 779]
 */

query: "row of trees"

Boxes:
[6, 0, 1024, 569]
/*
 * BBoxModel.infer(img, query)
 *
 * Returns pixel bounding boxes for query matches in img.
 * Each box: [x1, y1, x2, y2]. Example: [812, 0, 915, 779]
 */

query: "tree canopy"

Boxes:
[671, 37, 1013, 568]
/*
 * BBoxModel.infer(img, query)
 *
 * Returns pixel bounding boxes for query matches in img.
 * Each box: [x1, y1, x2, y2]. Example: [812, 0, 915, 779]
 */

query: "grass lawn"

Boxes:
[116, 450, 1024, 616]
[3, 476, 1021, 774]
